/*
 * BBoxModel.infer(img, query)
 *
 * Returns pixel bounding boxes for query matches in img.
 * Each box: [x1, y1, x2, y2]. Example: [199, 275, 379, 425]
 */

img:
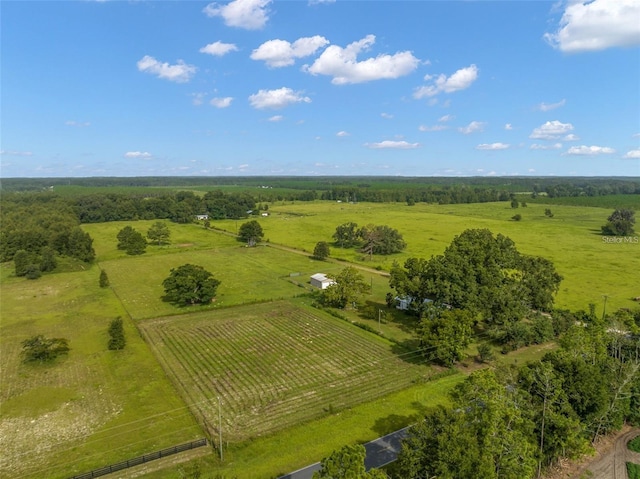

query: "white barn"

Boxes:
[310, 273, 335, 289]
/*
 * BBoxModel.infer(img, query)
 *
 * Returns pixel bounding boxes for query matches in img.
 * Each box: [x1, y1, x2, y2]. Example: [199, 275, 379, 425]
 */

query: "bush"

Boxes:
[99, 269, 110, 288]
[21, 335, 70, 363]
[25, 264, 42, 280]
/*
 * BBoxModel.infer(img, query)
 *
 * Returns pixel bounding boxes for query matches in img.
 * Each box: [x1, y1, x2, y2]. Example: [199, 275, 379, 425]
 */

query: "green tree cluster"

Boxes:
[21, 335, 70, 363]
[601, 208, 636, 236]
[117, 226, 147, 255]
[147, 221, 171, 245]
[108, 317, 126, 350]
[312, 241, 330, 260]
[395, 311, 640, 479]
[313, 444, 386, 479]
[389, 229, 562, 340]
[332, 222, 406, 256]
[321, 267, 370, 309]
[238, 220, 264, 246]
[162, 264, 221, 305]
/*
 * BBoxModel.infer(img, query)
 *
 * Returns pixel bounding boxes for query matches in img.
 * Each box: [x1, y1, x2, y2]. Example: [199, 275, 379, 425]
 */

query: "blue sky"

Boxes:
[2, 0, 639, 178]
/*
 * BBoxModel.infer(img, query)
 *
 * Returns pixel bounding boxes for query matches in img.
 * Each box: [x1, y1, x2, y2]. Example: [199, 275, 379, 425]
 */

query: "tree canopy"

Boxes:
[322, 266, 370, 309]
[238, 220, 264, 246]
[147, 221, 171, 245]
[389, 229, 562, 326]
[312, 241, 330, 260]
[601, 208, 636, 236]
[333, 222, 406, 257]
[312, 444, 385, 479]
[117, 226, 147, 255]
[21, 335, 70, 363]
[162, 264, 221, 305]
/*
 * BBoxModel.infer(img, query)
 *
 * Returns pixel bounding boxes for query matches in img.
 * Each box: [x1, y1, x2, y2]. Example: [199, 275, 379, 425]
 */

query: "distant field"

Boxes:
[528, 194, 640, 209]
[0, 265, 202, 479]
[209, 201, 640, 312]
[138, 300, 432, 443]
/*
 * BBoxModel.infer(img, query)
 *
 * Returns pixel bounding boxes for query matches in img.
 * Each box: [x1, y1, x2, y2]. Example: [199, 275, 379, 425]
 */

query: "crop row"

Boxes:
[140, 303, 428, 441]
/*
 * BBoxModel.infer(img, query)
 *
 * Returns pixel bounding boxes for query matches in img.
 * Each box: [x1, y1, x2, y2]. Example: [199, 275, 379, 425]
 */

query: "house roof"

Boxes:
[310, 273, 330, 282]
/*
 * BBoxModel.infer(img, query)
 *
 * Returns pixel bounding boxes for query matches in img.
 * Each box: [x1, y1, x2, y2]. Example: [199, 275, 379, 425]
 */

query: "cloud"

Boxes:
[303, 34, 419, 84]
[210, 97, 234, 108]
[530, 143, 563, 150]
[529, 120, 574, 140]
[632, 133, 640, 138]
[536, 99, 566, 111]
[248, 87, 311, 109]
[124, 151, 152, 159]
[381, 112, 394, 119]
[65, 120, 91, 127]
[203, 0, 271, 30]
[504, 123, 513, 130]
[268, 115, 284, 122]
[418, 124, 448, 132]
[200, 41, 239, 56]
[251, 36, 329, 68]
[0, 150, 33, 156]
[414, 64, 478, 98]
[438, 114, 455, 122]
[623, 149, 640, 159]
[458, 121, 485, 134]
[476, 143, 510, 150]
[336, 130, 350, 137]
[137, 55, 196, 83]
[566, 145, 616, 155]
[563, 133, 580, 141]
[544, 0, 640, 52]
[192, 92, 206, 106]
[365, 140, 420, 149]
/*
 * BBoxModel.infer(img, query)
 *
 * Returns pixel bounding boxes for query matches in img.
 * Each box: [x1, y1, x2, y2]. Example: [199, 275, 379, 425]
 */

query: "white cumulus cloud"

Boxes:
[381, 112, 393, 119]
[336, 131, 350, 137]
[458, 121, 485, 134]
[137, 55, 196, 83]
[0, 150, 33, 156]
[536, 99, 566, 111]
[124, 151, 152, 159]
[504, 123, 513, 130]
[65, 120, 91, 127]
[623, 149, 640, 159]
[566, 145, 616, 155]
[303, 34, 419, 84]
[531, 143, 563, 150]
[251, 36, 329, 67]
[414, 64, 478, 98]
[200, 41, 239, 56]
[476, 143, 510, 150]
[248, 87, 311, 109]
[203, 0, 271, 30]
[365, 140, 420, 149]
[268, 115, 284, 122]
[210, 97, 234, 108]
[545, 0, 640, 52]
[418, 124, 448, 132]
[529, 120, 574, 140]
[438, 114, 455, 123]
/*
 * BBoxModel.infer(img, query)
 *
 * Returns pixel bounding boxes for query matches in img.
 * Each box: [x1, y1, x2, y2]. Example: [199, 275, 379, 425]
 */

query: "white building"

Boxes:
[310, 273, 335, 289]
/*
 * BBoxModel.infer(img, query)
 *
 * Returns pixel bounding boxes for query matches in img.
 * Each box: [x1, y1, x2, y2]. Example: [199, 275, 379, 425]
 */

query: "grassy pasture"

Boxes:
[211, 201, 640, 312]
[138, 300, 432, 444]
[0, 265, 202, 479]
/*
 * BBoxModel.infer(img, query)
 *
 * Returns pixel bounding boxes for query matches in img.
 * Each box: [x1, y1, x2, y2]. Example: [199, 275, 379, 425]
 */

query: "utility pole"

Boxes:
[602, 294, 609, 321]
[218, 396, 223, 461]
[378, 309, 382, 334]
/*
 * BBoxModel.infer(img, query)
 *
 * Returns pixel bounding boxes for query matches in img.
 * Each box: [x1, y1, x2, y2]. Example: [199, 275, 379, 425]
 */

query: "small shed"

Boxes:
[395, 296, 433, 310]
[195, 214, 209, 221]
[310, 273, 335, 289]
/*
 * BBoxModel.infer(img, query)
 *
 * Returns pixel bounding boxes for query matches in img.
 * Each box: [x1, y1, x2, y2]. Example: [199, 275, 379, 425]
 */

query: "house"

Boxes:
[261, 212, 269, 217]
[310, 273, 335, 289]
[195, 214, 209, 221]
[395, 295, 433, 311]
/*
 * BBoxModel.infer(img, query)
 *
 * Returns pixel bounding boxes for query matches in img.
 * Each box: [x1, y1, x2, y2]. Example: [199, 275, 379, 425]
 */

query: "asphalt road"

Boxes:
[277, 427, 410, 479]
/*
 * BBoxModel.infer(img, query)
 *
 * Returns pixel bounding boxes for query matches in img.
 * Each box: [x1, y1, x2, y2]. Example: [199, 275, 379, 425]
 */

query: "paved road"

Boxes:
[277, 427, 410, 479]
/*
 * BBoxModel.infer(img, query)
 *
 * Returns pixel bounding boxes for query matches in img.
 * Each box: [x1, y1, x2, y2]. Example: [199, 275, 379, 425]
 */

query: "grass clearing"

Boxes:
[0, 265, 202, 479]
[139, 300, 433, 444]
[630, 435, 640, 453]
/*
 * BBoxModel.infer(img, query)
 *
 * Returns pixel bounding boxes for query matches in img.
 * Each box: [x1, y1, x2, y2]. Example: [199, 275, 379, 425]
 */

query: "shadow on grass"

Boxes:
[370, 401, 432, 436]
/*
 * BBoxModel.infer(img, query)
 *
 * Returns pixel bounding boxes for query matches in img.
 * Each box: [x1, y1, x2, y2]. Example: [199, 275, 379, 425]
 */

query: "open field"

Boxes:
[138, 300, 433, 444]
[3, 197, 639, 479]
[0, 265, 202, 479]
[209, 200, 639, 312]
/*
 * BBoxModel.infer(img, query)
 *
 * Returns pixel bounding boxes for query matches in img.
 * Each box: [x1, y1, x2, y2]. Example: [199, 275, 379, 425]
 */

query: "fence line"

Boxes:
[68, 438, 208, 479]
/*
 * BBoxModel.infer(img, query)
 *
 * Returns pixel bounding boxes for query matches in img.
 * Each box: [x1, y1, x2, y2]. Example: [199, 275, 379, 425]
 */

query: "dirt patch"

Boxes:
[177, 243, 194, 247]
[543, 425, 640, 479]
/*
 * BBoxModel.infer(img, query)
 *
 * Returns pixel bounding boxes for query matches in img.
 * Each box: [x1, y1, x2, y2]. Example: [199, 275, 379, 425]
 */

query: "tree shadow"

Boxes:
[370, 401, 432, 436]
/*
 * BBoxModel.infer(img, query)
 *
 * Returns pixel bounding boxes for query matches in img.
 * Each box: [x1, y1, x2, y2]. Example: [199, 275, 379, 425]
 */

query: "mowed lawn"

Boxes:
[0, 265, 203, 479]
[211, 201, 640, 312]
[139, 300, 433, 444]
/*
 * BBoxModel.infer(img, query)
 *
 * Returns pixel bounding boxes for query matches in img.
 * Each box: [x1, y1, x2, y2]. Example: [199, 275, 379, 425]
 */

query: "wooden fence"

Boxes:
[68, 438, 208, 479]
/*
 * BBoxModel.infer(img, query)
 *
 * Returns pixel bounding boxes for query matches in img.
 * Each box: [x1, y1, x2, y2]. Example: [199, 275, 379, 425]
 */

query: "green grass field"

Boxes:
[0, 265, 202, 479]
[2, 198, 639, 479]
[210, 201, 639, 312]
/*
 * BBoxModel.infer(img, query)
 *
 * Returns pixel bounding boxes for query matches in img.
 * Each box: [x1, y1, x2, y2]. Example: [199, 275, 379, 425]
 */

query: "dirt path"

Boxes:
[545, 426, 640, 479]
